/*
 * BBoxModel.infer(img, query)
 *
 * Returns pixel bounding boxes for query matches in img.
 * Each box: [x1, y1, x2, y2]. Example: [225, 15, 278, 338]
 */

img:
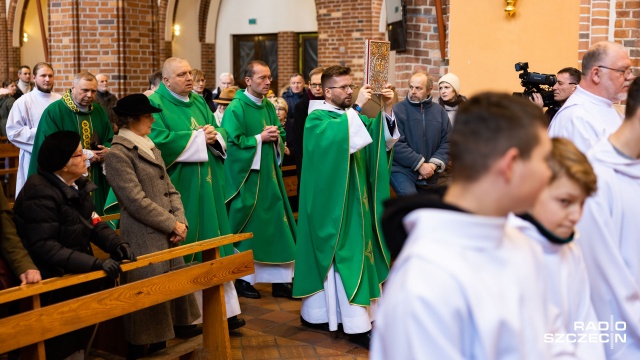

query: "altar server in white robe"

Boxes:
[577, 76, 640, 360]
[509, 137, 604, 360]
[371, 93, 576, 359]
[548, 41, 632, 153]
[6, 62, 61, 195]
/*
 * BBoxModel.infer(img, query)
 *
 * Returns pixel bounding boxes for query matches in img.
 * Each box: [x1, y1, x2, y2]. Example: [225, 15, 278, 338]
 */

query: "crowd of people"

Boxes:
[0, 39, 638, 360]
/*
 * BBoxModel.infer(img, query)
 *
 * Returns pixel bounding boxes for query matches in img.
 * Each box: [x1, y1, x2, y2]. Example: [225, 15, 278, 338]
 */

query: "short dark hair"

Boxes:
[321, 66, 351, 90]
[18, 65, 30, 74]
[243, 60, 269, 79]
[557, 67, 581, 84]
[2, 80, 12, 88]
[33, 62, 53, 77]
[149, 71, 162, 88]
[451, 92, 547, 182]
[624, 76, 640, 119]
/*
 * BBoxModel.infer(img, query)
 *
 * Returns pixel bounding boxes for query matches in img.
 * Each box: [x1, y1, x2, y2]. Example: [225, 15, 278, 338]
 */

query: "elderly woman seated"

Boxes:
[105, 94, 204, 359]
[13, 130, 134, 360]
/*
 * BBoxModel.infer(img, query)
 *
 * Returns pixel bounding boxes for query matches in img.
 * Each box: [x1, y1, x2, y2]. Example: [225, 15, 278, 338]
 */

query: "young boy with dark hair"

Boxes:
[509, 137, 604, 360]
[371, 93, 575, 359]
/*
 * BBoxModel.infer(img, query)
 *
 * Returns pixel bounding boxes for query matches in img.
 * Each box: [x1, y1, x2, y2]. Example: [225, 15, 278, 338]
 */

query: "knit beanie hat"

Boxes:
[38, 131, 81, 173]
[438, 73, 461, 95]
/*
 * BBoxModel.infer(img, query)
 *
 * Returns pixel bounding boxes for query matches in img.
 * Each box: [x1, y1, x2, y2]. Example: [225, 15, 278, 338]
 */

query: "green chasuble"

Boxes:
[28, 90, 113, 214]
[222, 89, 296, 263]
[292, 109, 392, 306]
[148, 83, 232, 263]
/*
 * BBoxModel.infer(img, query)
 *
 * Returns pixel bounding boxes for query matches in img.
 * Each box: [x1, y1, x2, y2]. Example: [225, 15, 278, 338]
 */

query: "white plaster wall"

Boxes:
[172, 0, 202, 70]
[215, 0, 317, 81]
[20, 0, 47, 67]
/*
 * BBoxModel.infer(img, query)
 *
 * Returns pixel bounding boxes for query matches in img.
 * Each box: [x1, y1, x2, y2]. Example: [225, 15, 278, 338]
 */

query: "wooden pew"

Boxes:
[281, 164, 298, 219]
[0, 233, 254, 359]
[0, 136, 20, 202]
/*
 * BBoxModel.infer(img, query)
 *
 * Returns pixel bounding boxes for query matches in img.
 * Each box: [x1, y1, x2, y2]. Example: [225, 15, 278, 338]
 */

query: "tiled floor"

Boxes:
[231, 283, 369, 359]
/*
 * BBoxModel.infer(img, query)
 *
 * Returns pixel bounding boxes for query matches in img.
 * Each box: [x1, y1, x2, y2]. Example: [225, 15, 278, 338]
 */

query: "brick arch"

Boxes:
[5, 0, 24, 79]
[158, 0, 171, 67]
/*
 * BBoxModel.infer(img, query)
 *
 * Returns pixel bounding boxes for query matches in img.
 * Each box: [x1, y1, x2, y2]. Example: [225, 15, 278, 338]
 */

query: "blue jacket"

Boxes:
[392, 97, 451, 186]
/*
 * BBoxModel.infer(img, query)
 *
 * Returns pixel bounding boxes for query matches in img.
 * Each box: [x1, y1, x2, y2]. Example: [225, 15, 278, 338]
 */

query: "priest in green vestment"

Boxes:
[28, 72, 113, 214]
[222, 60, 297, 299]
[146, 57, 244, 330]
[292, 66, 399, 347]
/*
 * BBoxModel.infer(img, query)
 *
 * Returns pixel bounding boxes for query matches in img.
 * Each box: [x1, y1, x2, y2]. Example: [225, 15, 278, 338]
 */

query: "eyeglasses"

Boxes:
[309, 83, 322, 88]
[327, 84, 356, 91]
[253, 75, 272, 82]
[597, 65, 633, 77]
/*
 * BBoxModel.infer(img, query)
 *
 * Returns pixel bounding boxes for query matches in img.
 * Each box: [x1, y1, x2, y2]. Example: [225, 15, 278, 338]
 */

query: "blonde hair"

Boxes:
[549, 137, 597, 196]
[273, 97, 288, 113]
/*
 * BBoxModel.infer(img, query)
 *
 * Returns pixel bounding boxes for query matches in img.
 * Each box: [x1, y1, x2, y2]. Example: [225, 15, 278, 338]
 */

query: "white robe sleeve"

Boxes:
[548, 112, 599, 154]
[176, 129, 208, 162]
[383, 111, 400, 151]
[251, 134, 262, 170]
[347, 108, 373, 154]
[6, 101, 36, 152]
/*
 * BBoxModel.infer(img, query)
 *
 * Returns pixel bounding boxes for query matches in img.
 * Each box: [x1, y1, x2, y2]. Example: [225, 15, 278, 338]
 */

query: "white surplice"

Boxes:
[370, 208, 575, 360]
[509, 215, 605, 360]
[548, 86, 623, 153]
[577, 139, 640, 360]
[6, 88, 61, 195]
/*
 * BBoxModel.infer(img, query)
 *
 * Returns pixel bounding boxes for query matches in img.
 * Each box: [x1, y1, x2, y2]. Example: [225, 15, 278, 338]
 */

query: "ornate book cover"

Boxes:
[363, 40, 391, 94]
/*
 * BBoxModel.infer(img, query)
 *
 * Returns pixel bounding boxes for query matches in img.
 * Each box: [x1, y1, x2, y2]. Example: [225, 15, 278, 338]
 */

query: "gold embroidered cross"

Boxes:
[365, 241, 374, 264]
[190, 117, 199, 130]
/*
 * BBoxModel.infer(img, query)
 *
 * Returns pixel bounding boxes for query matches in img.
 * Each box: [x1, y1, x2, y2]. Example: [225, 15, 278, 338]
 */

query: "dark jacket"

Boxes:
[292, 89, 324, 182]
[0, 189, 36, 281]
[13, 168, 124, 359]
[282, 87, 305, 123]
[202, 88, 216, 113]
[392, 97, 451, 186]
[0, 95, 15, 136]
[95, 90, 119, 130]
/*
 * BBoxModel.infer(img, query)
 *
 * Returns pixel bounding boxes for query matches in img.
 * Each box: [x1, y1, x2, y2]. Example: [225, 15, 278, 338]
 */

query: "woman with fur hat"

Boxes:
[13, 130, 133, 360]
[437, 73, 466, 124]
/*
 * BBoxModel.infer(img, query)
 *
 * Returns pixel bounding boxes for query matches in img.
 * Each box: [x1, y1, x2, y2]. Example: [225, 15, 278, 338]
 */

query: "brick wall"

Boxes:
[277, 31, 298, 92]
[201, 42, 215, 84]
[158, 0, 171, 68]
[315, 0, 385, 85]
[394, 0, 450, 100]
[0, 0, 7, 81]
[6, 0, 23, 79]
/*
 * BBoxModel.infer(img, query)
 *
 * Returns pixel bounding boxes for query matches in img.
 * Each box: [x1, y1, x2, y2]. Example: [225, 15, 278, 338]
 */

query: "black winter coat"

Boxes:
[13, 169, 124, 360]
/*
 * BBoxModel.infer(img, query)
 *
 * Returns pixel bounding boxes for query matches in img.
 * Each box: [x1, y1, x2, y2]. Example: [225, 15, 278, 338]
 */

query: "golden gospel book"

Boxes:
[363, 40, 391, 94]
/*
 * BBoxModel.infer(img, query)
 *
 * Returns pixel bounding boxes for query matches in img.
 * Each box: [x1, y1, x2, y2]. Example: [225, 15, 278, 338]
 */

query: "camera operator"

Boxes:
[531, 67, 580, 123]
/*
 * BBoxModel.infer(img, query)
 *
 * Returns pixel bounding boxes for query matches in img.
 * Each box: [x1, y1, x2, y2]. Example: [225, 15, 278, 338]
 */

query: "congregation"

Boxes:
[0, 38, 639, 360]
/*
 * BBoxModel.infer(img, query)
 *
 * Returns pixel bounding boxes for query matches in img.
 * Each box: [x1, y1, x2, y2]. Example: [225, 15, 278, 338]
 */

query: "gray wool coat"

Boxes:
[105, 134, 200, 345]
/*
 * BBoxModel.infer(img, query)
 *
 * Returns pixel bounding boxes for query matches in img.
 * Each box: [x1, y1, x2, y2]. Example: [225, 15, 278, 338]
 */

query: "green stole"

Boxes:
[292, 108, 392, 306]
[28, 90, 113, 214]
[147, 83, 232, 263]
[222, 89, 296, 263]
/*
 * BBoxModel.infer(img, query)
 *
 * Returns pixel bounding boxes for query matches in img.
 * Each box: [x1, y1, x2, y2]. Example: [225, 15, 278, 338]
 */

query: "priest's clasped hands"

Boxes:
[201, 124, 218, 144]
[260, 125, 280, 142]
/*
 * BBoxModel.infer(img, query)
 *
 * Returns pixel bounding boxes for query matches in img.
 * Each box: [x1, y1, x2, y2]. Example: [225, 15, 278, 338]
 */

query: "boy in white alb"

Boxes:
[577, 76, 640, 359]
[371, 93, 576, 359]
[509, 137, 604, 360]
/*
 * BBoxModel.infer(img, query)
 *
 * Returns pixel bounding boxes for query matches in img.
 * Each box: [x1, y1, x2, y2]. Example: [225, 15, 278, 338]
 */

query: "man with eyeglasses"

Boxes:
[390, 71, 451, 196]
[222, 60, 297, 300]
[292, 67, 324, 184]
[549, 41, 634, 153]
[292, 65, 399, 349]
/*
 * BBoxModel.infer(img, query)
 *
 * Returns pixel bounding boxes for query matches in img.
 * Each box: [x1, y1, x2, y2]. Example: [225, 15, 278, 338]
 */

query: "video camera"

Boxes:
[513, 62, 558, 108]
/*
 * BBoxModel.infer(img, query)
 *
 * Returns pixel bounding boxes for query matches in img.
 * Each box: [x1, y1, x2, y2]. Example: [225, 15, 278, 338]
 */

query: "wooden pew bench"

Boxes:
[0, 233, 254, 360]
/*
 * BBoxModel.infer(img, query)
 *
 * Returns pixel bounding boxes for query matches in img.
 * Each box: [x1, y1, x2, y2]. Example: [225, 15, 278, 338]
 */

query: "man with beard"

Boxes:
[28, 72, 113, 214]
[223, 60, 297, 299]
[292, 67, 324, 184]
[548, 41, 633, 153]
[292, 65, 399, 349]
[7, 62, 62, 196]
[391, 71, 451, 196]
